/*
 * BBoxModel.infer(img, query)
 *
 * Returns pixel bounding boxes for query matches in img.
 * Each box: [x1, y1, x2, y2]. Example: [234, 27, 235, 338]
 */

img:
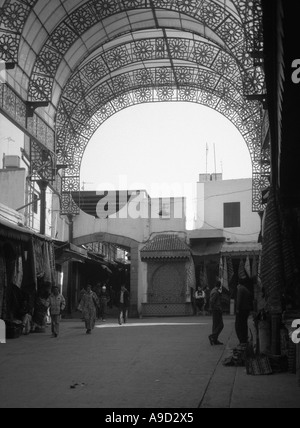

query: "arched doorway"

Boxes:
[73, 233, 140, 317]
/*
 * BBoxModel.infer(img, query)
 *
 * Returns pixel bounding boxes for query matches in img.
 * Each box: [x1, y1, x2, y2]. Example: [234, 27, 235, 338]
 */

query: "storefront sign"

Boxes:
[0, 320, 6, 344]
[291, 319, 300, 344]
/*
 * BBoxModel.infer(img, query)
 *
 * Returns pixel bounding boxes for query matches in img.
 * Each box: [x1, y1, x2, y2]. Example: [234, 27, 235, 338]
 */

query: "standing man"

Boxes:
[208, 280, 224, 346]
[117, 284, 130, 325]
[49, 286, 66, 338]
[235, 280, 253, 345]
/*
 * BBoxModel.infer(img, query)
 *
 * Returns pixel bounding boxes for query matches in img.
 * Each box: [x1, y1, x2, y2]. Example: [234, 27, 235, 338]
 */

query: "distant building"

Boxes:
[189, 173, 262, 312]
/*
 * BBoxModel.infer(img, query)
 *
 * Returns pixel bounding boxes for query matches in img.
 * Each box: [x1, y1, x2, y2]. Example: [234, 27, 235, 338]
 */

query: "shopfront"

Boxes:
[0, 217, 56, 337]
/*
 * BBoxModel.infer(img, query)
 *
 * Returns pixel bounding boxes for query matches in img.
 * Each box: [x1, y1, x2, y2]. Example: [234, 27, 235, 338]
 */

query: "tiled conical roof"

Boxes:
[141, 234, 191, 260]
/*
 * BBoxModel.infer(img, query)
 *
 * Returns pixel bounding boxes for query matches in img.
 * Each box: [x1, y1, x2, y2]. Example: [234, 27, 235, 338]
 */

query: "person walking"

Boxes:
[48, 286, 66, 338]
[195, 286, 205, 315]
[208, 280, 224, 346]
[78, 285, 100, 334]
[116, 284, 130, 325]
[235, 280, 253, 345]
[99, 285, 110, 322]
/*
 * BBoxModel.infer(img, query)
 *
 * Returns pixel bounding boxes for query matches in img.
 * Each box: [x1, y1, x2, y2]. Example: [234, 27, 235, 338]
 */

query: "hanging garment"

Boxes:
[43, 242, 52, 285]
[238, 259, 247, 280]
[32, 238, 44, 279]
[186, 257, 196, 291]
[199, 262, 209, 289]
[227, 256, 235, 285]
[244, 256, 251, 278]
[252, 255, 258, 280]
[260, 187, 284, 314]
[0, 253, 7, 319]
[11, 255, 23, 289]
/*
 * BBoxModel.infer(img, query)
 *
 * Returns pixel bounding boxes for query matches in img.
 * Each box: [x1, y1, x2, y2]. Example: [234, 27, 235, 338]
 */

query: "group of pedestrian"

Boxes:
[43, 282, 130, 338]
[46, 276, 253, 348]
[77, 284, 130, 334]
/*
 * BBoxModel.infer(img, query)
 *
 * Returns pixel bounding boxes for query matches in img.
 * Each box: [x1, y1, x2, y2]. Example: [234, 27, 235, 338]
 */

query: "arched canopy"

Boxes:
[0, 0, 269, 213]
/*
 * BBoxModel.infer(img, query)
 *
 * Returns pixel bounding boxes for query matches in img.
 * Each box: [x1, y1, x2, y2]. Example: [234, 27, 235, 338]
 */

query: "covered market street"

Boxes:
[0, 316, 299, 409]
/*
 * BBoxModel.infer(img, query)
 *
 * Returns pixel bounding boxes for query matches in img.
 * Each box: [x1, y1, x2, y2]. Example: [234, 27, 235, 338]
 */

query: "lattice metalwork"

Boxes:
[0, 0, 268, 214]
[58, 84, 265, 214]
[30, 140, 55, 183]
[21, 0, 264, 103]
[0, 83, 55, 151]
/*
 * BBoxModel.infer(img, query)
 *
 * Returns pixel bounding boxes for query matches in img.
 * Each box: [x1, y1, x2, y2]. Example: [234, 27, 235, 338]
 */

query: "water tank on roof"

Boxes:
[3, 155, 21, 169]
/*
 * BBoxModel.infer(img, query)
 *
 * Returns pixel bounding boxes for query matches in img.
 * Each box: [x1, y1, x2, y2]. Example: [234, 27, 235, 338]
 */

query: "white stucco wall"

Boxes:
[0, 168, 26, 211]
[73, 196, 187, 243]
[196, 178, 261, 242]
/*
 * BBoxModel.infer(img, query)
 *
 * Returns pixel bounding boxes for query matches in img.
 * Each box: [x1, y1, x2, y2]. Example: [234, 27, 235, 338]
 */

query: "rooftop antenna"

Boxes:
[81, 181, 93, 191]
[214, 143, 217, 180]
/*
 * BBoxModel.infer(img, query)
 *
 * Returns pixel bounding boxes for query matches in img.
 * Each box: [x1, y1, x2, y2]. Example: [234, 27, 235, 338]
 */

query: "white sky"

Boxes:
[81, 102, 252, 228]
[1, 103, 253, 229]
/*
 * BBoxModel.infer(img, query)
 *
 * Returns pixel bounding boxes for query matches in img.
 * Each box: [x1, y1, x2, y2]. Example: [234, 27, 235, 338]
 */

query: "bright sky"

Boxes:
[81, 102, 252, 228]
[0, 103, 253, 230]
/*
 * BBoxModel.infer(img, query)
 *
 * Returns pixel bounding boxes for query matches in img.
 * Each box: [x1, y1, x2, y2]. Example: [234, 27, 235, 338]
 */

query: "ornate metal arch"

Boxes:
[0, 0, 268, 216]
[0, 1, 263, 101]
[57, 82, 267, 215]
[57, 36, 246, 128]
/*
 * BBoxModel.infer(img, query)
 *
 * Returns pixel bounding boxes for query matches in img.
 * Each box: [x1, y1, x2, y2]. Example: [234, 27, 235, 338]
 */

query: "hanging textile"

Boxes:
[32, 238, 44, 279]
[219, 255, 223, 282]
[0, 252, 7, 319]
[260, 187, 284, 314]
[245, 256, 251, 278]
[186, 257, 196, 290]
[11, 254, 23, 289]
[280, 209, 299, 305]
[252, 255, 258, 280]
[227, 256, 235, 285]
[222, 257, 229, 291]
[43, 242, 52, 285]
[199, 262, 209, 288]
[238, 259, 247, 280]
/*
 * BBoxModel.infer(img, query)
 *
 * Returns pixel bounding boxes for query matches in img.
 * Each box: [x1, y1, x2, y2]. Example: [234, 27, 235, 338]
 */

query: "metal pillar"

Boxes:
[36, 180, 48, 236]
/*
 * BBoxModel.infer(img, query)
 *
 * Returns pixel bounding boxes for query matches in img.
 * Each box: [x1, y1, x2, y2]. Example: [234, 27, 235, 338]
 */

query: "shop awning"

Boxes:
[221, 242, 262, 257]
[55, 242, 89, 264]
[141, 234, 191, 261]
[55, 242, 114, 274]
[0, 217, 52, 242]
[191, 241, 224, 257]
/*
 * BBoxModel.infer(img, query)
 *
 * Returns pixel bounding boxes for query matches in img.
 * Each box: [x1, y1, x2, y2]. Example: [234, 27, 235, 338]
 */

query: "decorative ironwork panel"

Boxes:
[30, 140, 55, 183]
[0, 0, 268, 215]
[0, 83, 26, 127]
[61, 191, 80, 216]
[26, 0, 263, 103]
[58, 82, 266, 212]
[0, 83, 55, 151]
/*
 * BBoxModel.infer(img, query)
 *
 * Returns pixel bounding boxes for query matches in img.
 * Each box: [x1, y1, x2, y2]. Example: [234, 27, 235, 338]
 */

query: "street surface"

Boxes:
[0, 316, 299, 409]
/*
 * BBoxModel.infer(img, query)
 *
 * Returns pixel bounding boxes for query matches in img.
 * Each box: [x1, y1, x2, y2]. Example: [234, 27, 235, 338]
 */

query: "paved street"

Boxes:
[0, 316, 299, 409]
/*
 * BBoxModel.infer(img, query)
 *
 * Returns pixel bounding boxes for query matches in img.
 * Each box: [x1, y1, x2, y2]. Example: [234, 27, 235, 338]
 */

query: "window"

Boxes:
[224, 202, 241, 228]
